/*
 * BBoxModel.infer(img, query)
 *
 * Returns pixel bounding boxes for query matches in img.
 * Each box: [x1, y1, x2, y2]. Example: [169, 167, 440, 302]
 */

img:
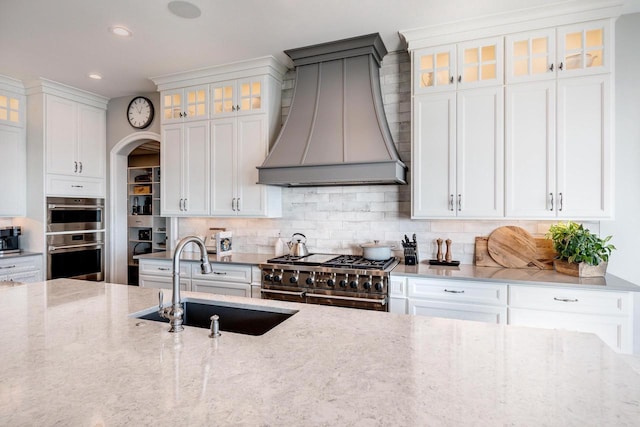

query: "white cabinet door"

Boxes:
[139, 275, 189, 291]
[413, 45, 457, 94]
[45, 95, 77, 176]
[161, 121, 210, 216]
[0, 91, 24, 127]
[76, 103, 105, 179]
[236, 115, 267, 216]
[557, 20, 611, 77]
[505, 81, 556, 217]
[160, 124, 184, 215]
[505, 28, 556, 84]
[211, 77, 266, 118]
[557, 74, 611, 218]
[456, 86, 504, 217]
[412, 93, 456, 218]
[0, 125, 25, 216]
[161, 85, 209, 124]
[456, 37, 503, 89]
[210, 118, 236, 216]
[409, 299, 507, 324]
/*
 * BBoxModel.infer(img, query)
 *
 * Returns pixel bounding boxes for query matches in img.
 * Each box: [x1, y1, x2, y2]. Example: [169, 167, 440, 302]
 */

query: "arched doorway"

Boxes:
[108, 131, 161, 284]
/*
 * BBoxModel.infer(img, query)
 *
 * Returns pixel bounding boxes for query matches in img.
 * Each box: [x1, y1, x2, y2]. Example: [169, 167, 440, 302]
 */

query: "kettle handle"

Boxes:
[291, 232, 306, 243]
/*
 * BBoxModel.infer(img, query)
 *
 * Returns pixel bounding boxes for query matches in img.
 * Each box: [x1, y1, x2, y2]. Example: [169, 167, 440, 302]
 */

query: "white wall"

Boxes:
[600, 13, 640, 285]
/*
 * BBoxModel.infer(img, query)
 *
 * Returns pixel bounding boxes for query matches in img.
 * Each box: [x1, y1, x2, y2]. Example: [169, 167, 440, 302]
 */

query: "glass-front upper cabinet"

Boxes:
[161, 85, 208, 124]
[557, 20, 610, 77]
[413, 45, 456, 94]
[506, 29, 556, 83]
[0, 91, 24, 127]
[211, 77, 264, 118]
[457, 37, 503, 89]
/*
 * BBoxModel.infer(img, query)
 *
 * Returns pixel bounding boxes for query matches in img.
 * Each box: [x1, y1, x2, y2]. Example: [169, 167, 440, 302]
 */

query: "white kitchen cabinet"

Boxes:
[413, 37, 503, 95]
[505, 28, 556, 84]
[557, 20, 611, 77]
[138, 258, 190, 291]
[0, 89, 24, 127]
[0, 124, 25, 216]
[412, 86, 503, 218]
[45, 95, 106, 197]
[391, 275, 508, 324]
[506, 75, 611, 218]
[160, 85, 209, 124]
[509, 286, 633, 353]
[0, 254, 43, 283]
[161, 120, 210, 216]
[210, 76, 266, 118]
[211, 115, 281, 217]
[191, 262, 252, 297]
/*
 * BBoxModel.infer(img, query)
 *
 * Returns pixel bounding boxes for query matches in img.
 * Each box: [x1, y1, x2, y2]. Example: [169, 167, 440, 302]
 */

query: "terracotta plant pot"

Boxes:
[553, 259, 608, 277]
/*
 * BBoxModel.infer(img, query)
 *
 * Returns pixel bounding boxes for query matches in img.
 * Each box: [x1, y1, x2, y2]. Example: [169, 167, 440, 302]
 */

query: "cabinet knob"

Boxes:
[559, 62, 564, 71]
[549, 63, 554, 71]
[457, 75, 462, 83]
[449, 76, 454, 84]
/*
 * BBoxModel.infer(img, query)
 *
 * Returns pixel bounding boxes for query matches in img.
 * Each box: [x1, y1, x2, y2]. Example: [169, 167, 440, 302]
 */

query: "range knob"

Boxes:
[374, 281, 383, 291]
[273, 272, 282, 282]
[289, 272, 299, 284]
[327, 278, 335, 287]
[306, 276, 314, 285]
[263, 272, 273, 281]
[350, 280, 358, 289]
[339, 279, 347, 288]
[363, 281, 372, 290]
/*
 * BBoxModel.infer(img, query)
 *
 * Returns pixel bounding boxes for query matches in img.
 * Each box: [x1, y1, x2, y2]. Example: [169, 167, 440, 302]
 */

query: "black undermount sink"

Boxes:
[133, 298, 297, 336]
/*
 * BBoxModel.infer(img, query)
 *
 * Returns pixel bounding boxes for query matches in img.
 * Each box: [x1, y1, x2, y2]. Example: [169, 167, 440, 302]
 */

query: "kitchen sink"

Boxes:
[132, 298, 297, 336]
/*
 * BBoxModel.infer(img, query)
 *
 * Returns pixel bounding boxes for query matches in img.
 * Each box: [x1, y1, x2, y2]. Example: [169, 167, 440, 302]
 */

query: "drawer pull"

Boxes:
[554, 297, 578, 303]
[157, 267, 171, 271]
[0, 265, 16, 269]
[444, 289, 464, 294]
[213, 272, 227, 275]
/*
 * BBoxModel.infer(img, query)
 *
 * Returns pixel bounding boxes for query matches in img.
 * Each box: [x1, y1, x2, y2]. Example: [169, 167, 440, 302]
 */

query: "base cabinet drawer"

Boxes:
[192, 263, 251, 283]
[139, 260, 189, 277]
[408, 278, 507, 306]
[47, 174, 104, 198]
[509, 307, 632, 353]
[139, 275, 189, 291]
[510, 286, 630, 315]
[191, 279, 251, 297]
[409, 299, 507, 324]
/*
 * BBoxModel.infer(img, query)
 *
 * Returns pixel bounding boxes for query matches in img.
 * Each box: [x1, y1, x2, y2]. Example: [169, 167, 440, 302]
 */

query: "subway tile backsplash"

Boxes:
[178, 51, 599, 265]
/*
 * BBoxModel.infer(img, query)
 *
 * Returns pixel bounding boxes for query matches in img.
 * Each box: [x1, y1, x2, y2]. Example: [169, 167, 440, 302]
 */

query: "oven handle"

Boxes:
[48, 242, 105, 252]
[306, 293, 387, 306]
[260, 289, 306, 298]
[48, 204, 104, 209]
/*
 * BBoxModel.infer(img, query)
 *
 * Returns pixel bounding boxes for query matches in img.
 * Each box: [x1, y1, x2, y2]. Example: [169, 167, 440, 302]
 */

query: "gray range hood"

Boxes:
[257, 33, 407, 187]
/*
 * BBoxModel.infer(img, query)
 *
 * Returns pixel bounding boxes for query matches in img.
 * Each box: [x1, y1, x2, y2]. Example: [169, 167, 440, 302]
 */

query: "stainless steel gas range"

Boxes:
[259, 254, 399, 311]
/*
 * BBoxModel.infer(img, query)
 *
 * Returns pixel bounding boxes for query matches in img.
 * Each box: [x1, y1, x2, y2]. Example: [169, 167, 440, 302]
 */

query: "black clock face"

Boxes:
[127, 96, 154, 129]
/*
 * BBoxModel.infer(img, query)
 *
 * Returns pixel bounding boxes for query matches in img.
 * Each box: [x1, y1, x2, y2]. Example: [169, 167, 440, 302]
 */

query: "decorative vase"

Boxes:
[553, 259, 608, 277]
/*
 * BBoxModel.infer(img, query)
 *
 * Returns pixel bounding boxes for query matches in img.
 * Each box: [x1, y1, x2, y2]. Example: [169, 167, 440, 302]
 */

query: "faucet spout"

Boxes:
[161, 236, 211, 332]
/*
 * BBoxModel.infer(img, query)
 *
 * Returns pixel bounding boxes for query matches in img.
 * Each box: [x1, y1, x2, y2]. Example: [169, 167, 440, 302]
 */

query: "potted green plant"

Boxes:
[546, 221, 615, 277]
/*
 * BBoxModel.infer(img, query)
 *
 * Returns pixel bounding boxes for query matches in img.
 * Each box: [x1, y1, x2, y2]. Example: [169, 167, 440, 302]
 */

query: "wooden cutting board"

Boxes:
[475, 236, 555, 269]
[487, 226, 542, 268]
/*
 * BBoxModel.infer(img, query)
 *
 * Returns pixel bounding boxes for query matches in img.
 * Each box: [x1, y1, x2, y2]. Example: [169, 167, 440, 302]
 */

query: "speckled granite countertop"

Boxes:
[393, 262, 640, 292]
[134, 251, 268, 265]
[0, 251, 42, 259]
[1, 279, 638, 425]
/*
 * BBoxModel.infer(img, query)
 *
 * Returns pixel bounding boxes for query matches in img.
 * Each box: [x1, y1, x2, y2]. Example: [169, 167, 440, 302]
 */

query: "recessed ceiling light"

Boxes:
[109, 26, 132, 37]
[88, 73, 103, 80]
[167, 1, 201, 19]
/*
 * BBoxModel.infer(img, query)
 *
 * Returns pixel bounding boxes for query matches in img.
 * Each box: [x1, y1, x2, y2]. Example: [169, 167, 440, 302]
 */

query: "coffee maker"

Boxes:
[0, 226, 21, 254]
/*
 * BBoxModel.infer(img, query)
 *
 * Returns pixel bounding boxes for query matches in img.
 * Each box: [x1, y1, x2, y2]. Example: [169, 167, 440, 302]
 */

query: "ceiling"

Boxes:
[1, 0, 639, 100]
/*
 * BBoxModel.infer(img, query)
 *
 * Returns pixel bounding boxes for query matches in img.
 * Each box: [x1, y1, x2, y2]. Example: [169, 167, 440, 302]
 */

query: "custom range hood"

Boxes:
[257, 33, 407, 187]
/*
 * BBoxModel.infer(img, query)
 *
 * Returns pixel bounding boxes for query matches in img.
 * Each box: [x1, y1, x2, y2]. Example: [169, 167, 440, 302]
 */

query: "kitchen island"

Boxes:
[1, 279, 639, 425]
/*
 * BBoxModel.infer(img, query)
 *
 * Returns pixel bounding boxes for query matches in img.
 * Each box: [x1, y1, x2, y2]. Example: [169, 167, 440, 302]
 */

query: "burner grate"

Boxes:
[322, 255, 395, 270]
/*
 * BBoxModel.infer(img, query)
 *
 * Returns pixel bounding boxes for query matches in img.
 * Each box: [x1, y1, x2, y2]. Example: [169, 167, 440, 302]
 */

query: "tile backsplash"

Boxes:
[178, 51, 598, 264]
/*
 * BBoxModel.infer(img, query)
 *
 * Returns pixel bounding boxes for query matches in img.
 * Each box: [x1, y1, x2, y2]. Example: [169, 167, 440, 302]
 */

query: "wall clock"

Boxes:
[127, 96, 154, 129]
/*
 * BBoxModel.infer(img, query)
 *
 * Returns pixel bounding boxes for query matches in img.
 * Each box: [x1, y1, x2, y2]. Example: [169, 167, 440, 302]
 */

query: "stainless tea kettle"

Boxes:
[287, 233, 309, 257]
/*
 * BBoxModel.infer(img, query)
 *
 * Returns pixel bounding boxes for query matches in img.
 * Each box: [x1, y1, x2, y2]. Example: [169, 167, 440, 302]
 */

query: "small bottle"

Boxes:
[275, 233, 286, 257]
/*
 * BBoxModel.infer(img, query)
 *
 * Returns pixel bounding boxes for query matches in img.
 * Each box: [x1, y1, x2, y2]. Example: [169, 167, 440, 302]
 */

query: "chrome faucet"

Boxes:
[159, 236, 213, 332]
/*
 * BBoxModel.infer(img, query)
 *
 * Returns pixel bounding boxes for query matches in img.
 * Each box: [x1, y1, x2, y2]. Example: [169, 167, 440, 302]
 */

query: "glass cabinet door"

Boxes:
[211, 82, 235, 117]
[558, 20, 610, 77]
[413, 45, 456, 94]
[184, 86, 208, 120]
[162, 90, 183, 123]
[457, 37, 503, 88]
[0, 92, 24, 126]
[237, 77, 264, 114]
[506, 29, 555, 83]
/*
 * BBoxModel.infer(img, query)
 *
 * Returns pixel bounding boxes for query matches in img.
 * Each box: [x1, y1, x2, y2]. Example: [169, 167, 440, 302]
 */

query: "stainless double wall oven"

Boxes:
[46, 197, 105, 281]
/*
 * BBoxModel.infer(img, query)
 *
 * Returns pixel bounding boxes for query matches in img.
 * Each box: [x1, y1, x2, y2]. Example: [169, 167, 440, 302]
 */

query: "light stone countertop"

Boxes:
[1, 279, 639, 425]
[393, 262, 640, 292]
[0, 251, 43, 259]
